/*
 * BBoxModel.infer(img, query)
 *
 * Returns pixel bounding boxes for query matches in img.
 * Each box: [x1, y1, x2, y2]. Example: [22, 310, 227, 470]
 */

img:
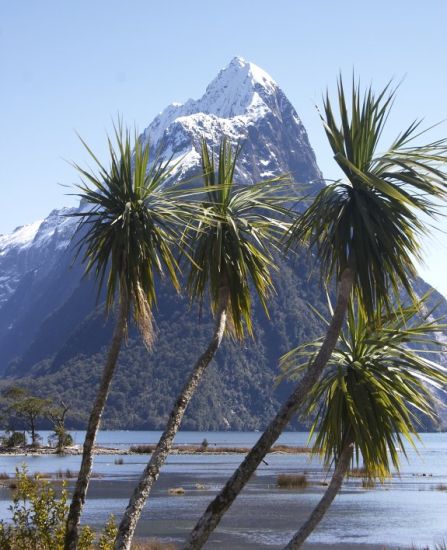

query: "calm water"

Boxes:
[0, 431, 446, 549]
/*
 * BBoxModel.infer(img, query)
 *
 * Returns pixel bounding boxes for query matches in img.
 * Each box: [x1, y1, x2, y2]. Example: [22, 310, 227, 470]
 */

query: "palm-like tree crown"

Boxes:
[281, 296, 447, 479]
[72, 124, 185, 347]
[289, 78, 447, 316]
[186, 138, 290, 339]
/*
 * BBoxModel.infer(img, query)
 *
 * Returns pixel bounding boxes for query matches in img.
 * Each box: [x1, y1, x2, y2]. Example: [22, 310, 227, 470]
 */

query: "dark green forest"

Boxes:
[2, 252, 329, 430]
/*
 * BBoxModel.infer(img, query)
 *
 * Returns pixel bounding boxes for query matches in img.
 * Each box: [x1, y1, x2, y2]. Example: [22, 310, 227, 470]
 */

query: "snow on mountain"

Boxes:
[141, 57, 321, 184]
[0, 220, 43, 253]
[31, 207, 80, 251]
[0, 207, 79, 257]
[146, 57, 278, 144]
[0, 207, 79, 307]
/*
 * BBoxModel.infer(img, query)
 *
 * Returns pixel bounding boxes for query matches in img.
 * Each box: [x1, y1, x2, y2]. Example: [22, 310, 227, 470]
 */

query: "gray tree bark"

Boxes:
[284, 441, 354, 549]
[183, 267, 354, 550]
[114, 284, 230, 550]
[64, 290, 128, 550]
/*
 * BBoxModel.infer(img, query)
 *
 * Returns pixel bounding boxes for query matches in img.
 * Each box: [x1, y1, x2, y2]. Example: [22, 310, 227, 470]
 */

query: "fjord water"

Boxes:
[0, 431, 446, 548]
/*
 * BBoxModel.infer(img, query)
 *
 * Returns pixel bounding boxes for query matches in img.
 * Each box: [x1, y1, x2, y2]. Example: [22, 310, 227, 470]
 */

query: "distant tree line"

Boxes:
[0, 386, 72, 452]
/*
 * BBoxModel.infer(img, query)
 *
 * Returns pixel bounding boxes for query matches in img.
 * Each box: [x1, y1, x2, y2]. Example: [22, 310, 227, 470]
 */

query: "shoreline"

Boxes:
[0, 443, 313, 457]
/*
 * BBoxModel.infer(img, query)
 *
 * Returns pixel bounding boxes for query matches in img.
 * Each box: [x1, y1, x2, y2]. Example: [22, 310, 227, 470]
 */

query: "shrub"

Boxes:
[49, 431, 74, 452]
[129, 444, 155, 454]
[3, 432, 27, 448]
[97, 515, 118, 549]
[0, 466, 69, 549]
[168, 487, 185, 495]
[0, 465, 116, 549]
[277, 474, 308, 489]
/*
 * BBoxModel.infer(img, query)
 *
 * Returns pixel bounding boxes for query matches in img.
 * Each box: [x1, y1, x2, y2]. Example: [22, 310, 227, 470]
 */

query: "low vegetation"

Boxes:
[128, 443, 311, 454]
[54, 469, 77, 479]
[167, 487, 185, 495]
[277, 474, 308, 489]
[129, 444, 156, 454]
[0, 469, 100, 487]
[361, 479, 376, 489]
[0, 466, 116, 549]
[1, 431, 27, 448]
[132, 541, 177, 550]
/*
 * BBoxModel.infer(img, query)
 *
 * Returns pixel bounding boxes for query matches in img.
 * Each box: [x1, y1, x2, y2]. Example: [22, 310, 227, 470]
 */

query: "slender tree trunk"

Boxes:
[183, 267, 354, 550]
[64, 291, 128, 550]
[114, 285, 230, 550]
[284, 441, 354, 549]
[30, 416, 36, 447]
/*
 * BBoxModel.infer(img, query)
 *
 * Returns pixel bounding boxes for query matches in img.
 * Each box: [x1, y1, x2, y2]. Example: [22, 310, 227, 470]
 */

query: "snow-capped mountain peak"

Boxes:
[198, 56, 278, 118]
[142, 58, 284, 153]
[141, 57, 318, 186]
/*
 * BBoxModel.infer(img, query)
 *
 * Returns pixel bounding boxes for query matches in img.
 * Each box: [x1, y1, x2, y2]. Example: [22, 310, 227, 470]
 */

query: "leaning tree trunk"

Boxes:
[284, 441, 354, 549]
[114, 285, 230, 550]
[183, 267, 354, 550]
[64, 291, 128, 550]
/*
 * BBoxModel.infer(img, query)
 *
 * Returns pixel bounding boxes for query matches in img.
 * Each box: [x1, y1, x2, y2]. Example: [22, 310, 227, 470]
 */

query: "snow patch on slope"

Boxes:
[0, 220, 43, 254]
[32, 207, 79, 251]
[0, 206, 81, 307]
[142, 57, 279, 150]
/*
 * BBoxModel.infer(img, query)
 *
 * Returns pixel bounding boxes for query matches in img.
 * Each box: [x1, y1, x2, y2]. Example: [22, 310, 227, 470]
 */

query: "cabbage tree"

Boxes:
[185, 78, 447, 549]
[114, 138, 290, 549]
[281, 296, 447, 548]
[65, 125, 186, 549]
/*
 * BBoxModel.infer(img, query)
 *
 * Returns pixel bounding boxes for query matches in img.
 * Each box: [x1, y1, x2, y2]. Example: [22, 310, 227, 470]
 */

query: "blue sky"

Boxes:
[1, 0, 447, 293]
